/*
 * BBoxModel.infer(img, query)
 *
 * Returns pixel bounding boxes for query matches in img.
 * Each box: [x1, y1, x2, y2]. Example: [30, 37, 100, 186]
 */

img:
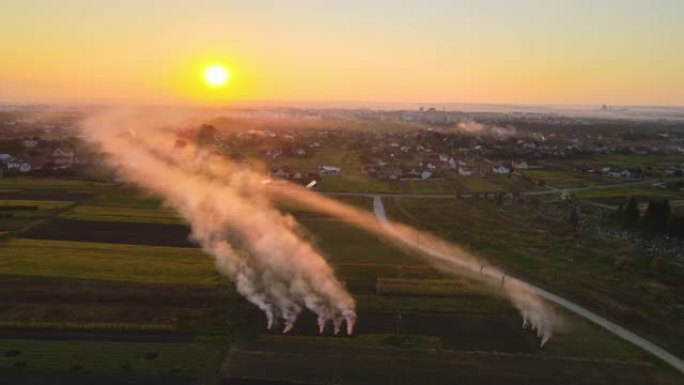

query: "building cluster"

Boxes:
[0, 139, 91, 175]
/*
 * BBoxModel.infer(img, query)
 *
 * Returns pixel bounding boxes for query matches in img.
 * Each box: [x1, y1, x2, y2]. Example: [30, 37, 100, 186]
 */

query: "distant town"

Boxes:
[2, 106, 684, 184]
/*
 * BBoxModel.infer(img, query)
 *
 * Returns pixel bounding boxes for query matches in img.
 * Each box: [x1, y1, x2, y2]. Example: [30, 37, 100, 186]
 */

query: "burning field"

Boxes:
[1, 109, 680, 384]
[79, 108, 560, 345]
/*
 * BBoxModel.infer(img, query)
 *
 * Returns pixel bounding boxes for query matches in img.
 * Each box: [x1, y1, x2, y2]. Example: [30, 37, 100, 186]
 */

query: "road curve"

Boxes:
[372, 195, 684, 375]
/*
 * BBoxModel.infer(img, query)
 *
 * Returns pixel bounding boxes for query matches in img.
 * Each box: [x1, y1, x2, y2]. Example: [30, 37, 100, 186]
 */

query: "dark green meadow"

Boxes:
[384, 196, 684, 358]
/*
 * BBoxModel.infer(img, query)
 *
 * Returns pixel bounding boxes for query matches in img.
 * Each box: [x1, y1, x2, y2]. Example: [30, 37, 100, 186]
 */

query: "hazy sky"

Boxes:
[2, 0, 683, 105]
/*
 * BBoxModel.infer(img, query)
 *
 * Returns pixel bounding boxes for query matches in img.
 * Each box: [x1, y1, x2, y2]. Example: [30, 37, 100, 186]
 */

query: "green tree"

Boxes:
[643, 199, 670, 234]
[622, 197, 640, 229]
[568, 207, 579, 231]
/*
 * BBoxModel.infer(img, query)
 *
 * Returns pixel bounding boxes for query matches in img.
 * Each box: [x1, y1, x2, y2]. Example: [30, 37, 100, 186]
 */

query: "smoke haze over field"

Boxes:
[81, 108, 558, 343]
[81, 109, 356, 335]
[269, 184, 559, 345]
[454, 121, 517, 137]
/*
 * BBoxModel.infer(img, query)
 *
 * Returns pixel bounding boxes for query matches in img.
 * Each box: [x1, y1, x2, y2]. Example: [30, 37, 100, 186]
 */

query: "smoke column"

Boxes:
[82, 108, 556, 344]
[163, 123, 558, 346]
[269, 184, 559, 346]
[81, 109, 356, 335]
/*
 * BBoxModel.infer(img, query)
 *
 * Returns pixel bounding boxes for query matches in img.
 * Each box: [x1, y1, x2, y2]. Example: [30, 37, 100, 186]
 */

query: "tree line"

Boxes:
[614, 198, 683, 237]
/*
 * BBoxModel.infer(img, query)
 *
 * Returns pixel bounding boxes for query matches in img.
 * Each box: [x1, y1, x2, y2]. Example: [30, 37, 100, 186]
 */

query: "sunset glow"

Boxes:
[1, 1, 683, 105]
[203, 65, 230, 88]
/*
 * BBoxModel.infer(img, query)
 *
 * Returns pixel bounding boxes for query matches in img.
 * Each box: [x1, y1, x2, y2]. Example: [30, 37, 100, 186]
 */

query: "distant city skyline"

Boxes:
[2, 0, 683, 106]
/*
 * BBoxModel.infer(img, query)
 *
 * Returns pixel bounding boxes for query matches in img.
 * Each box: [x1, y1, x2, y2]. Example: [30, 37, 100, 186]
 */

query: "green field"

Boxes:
[58, 188, 183, 224]
[578, 154, 684, 174]
[573, 185, 684, 201]
[519, 168, 611, 188]
[0, 338, 228, 377]
[1, 177, 682, 384]
[0, 238, 219, 285]
[385, 197, 684, 358]
[0, 200, 73, 231]
[0, 178, 111, 191]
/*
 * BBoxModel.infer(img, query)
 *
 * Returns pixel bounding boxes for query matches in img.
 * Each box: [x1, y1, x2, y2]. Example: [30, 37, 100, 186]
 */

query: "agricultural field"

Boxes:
[456, 174, 541, 193]
[384, 197, 684, 359]
[317, 176, 466, 194]
[577, 154, 684, 175]
[0, 177, 682, 384]
[572, 186, 684, 205]
[219, 201, 682, 384]
[0, 200, 73, 232]
[0, 338, 228, 384]
[0, 238, 216, 285]
[519, 168, 612, 189]
[0, 178, 109, 200]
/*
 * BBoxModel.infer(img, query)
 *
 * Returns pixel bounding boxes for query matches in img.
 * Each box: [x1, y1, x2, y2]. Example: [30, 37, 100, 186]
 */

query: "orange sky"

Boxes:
[1, 1, 683, 106]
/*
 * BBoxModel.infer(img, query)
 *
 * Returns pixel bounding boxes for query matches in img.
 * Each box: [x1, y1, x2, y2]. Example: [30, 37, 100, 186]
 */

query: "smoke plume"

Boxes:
[269, 184, 559, 346]
[82, 108, 556, 344]
[81, 109, 356, 335]
[455, 121, 517, 137]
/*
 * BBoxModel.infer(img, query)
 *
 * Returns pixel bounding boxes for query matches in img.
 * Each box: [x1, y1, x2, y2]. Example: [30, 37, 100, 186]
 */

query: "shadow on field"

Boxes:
[0, 192, 96, 201]
[23, 219, 197, 248]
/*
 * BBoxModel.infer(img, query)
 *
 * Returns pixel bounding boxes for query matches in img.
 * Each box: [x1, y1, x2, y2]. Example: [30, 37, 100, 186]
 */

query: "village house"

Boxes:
[406, 167, 421, 178]
[458, 167, 473, 176]
[362, 165, 381, 179]
[319, 165, 342, 176]
[511, 159, 543, 170]
[290, 170, 304, 180]
[269, 167, 291, 179]
[52, 147, 75, 169]
[575, 163, 596, 173]
[7, 157, 32, 173]
[384, 168, 403, 181]
[492, 165, 511, 175]
[512, 160, 528, 169]
[664, 164, 684, 176]
[22, 139, 38, 148]
[605, 167, 631, 179]
[265, 148, 282, 159]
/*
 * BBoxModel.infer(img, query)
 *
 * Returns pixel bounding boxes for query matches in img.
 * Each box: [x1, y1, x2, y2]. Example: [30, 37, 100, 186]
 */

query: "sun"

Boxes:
[203, 64, 230, 87]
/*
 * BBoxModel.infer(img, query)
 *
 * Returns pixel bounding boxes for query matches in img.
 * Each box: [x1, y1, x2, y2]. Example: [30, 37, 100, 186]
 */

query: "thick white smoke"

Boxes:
[455, 121, 517, 137]
[268, 184, 559, 346]
[82, 108, 556, 344]
[81, 109, 356, 335]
